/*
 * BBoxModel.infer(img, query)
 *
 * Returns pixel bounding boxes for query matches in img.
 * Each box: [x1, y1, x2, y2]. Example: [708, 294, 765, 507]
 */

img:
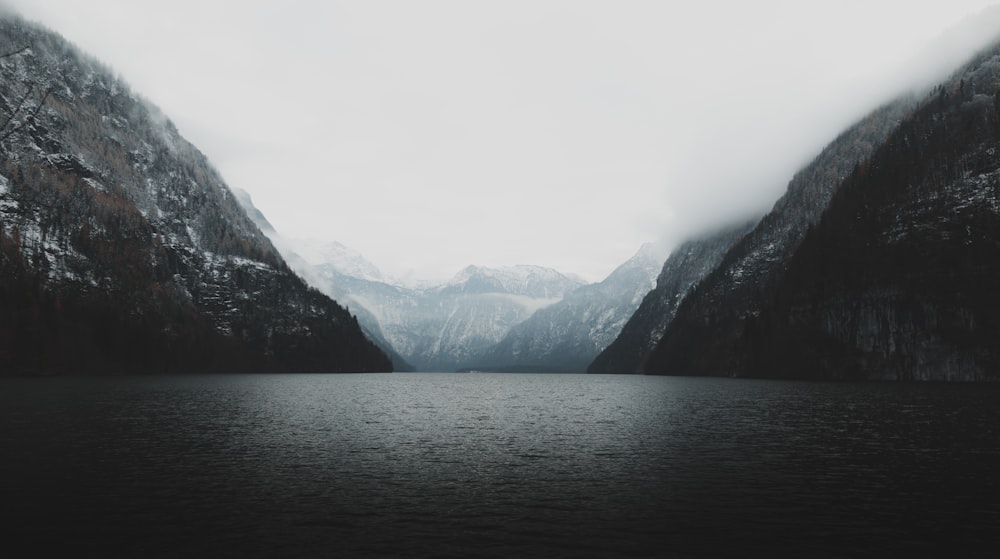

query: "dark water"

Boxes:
[2, 373, 999, 558]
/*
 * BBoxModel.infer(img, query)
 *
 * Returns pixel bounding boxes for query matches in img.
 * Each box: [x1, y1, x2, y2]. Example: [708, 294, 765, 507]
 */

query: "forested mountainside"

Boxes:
[588, 222, 753, 374]
[0, 15, 390, 374]
[476, 244, 662, 373]
[646, 38, 1000, 381]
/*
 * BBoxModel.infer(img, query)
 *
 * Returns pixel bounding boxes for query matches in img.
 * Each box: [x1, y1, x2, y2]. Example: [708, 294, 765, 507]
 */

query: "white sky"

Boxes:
[5, 1, 1000, 282]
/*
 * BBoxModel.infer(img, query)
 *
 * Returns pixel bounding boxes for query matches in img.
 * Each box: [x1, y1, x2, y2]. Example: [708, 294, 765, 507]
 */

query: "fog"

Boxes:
[5, 1, 1000, 281]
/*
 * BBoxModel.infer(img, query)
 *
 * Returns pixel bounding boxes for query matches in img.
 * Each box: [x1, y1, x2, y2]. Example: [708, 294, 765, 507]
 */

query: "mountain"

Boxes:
[475, 243, 663, 372]
[235, 179, 663, 374]
[326, 263, 584, 372]
[277, 241, 585, 371]
[231, 187, 277, 234]
[588, 222, 754, 374]
[0, 15, 391, 374]
[645, 35, 1000, 380]
[230, 188, 585, 372]
[292, 238, 389, 285]
[231, 190, 413, 371]
[310, 266, 417, 371]
[593, 93, 917, 376]
[441, 265, 583, 299]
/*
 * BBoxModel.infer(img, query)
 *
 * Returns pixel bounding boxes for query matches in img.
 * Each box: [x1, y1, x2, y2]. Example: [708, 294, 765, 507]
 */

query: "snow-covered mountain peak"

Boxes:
[445, 264, 584, 298]
[284, 239, 387, 283]
[231, 188, 276, 233]
[616, 242, 669, 274]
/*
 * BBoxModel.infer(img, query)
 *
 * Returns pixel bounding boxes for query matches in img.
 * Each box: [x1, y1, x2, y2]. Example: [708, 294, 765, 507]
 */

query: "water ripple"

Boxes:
[2, 374, 999, 557]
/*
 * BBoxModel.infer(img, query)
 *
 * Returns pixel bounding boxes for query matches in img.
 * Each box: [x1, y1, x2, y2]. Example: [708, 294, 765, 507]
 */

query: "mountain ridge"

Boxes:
[240, 205, 591, 372]
[242, 196, 667, 374]
[0, 14, 391, 374]
[588, 221, 755, 374]
[643, 31, 1000, 380]
[475, 243, 664, 373]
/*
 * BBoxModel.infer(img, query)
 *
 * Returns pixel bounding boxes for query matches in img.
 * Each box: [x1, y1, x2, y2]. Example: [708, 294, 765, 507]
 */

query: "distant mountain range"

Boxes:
[0, 14, 390, 374]
[7, 6, 999, 381]
[475, 243, 664, 372]
[236, 189, 663, 372]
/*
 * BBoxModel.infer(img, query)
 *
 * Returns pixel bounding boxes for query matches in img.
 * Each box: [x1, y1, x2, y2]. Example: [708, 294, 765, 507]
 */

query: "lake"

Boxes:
[2, 373, 999, 557]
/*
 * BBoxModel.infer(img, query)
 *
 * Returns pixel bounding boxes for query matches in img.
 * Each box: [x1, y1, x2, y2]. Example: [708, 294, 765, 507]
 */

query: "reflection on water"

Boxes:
[3, 373, 999, 557]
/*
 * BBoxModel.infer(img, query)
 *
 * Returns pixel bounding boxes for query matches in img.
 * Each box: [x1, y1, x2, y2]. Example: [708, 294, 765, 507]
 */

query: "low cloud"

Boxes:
[5, 0, 1000, 281]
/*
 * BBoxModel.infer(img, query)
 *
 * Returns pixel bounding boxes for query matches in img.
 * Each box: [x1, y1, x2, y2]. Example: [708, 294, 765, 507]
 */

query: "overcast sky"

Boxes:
[5, 1, 1000, 281]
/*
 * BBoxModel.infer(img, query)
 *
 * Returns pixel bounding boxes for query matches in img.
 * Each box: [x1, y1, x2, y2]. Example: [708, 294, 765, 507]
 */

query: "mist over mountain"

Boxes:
[231, 183, 414, 372]
[240, 185, 668, 375]
[590, 93, 917, 376]
[0, 15, 390, 373]
[234, 191, 593, 373]
[625, 94, 915, 376]
[307, 255, 585, 372]
[641, 33, 1000, 381]
[9, 4, 999, 381]
[588, 222, 754, 374]
[474, 243, 663, 373]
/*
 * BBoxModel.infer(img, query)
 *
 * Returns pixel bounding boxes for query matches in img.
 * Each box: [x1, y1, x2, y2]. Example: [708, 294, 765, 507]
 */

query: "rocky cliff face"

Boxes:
[312, 262, 584, 372]
[232, 191, 414, 371]
[477, 244, 663, 372]
[646, 39, 1000, 380]
[588, 223, 753, 373]
[0, 15, 391, 373]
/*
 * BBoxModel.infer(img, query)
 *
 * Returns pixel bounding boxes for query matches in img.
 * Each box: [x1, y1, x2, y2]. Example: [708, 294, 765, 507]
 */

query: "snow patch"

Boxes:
[186, 225, 200, 249]
[83, 177, 107, 193]
[484, 293, 563, 314]
[287, 238, 388, 283]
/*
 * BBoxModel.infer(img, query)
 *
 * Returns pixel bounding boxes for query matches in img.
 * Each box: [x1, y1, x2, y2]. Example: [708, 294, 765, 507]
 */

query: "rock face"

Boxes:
[477, 244, 663, 373]
[645, 39, 1000, 381]
[587, 223, 753, 374]
[232, 192, 415, 372]
[260, 222, 665, 373]
[0, 15, 391, 374]
[306, 258, 585, 372]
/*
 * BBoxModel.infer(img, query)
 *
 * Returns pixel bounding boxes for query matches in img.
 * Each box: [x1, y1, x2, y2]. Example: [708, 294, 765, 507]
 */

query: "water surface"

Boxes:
[3, 373, 998, 557]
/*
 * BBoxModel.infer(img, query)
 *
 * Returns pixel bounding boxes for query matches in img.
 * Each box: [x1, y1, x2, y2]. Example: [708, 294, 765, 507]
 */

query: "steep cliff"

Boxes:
[734, 52, 1000, 380]
[0, 15, 390, 373]
[647, 38, 1000, 380]
[588, 223, 753, 373]
[314, 264, 584, 372]
[233, 190, 414, 371]
[478, 243, 663, 373]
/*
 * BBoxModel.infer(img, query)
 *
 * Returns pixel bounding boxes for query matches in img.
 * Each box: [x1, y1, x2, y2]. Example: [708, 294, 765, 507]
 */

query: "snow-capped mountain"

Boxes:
[247, 219, 586, 371]
[235, 183, 670, 373]
[232, 189, 580, 372]
[293, 239, 388, 284]
[231, 189, 414, 371]
[476, 243, 665, 372]
[315, 259, 584, 372]
[0, 14, 390, 373]
[443, 265, 583, 299]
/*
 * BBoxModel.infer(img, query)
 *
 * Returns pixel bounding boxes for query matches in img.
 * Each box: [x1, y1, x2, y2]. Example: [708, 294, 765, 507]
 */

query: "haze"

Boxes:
[5, 0, 1000, 281]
